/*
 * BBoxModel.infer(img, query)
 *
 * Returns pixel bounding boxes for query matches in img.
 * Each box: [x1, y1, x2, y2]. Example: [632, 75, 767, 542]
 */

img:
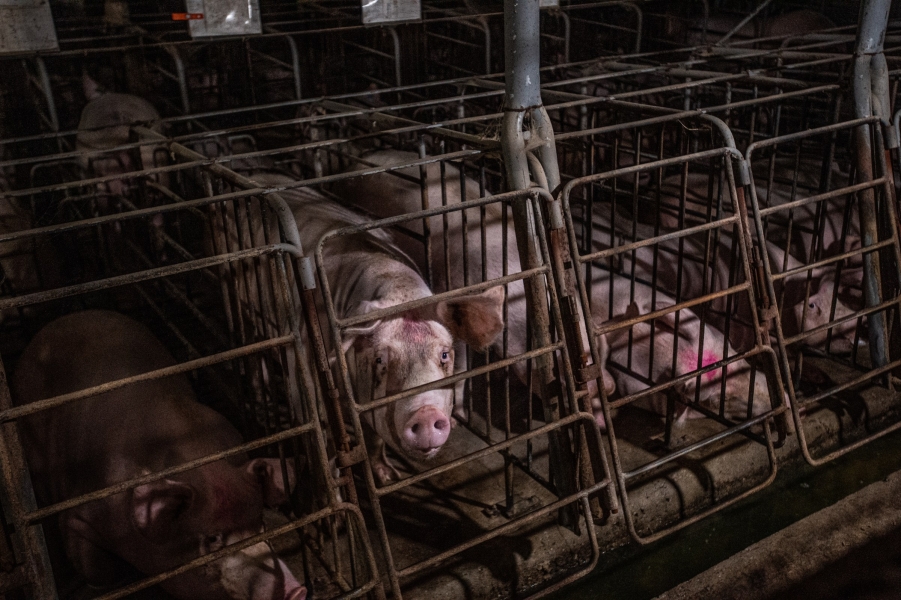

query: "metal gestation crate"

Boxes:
[744, 116, 901, 465]
[0, 123, 383, 599]
[557, 112, 790, 543]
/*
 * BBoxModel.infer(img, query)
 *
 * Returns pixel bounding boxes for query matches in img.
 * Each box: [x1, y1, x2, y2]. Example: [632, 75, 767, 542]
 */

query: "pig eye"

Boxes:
[375, 357, 382, 365]
[441, 351, 450, 362]
[809, 302, 816, 309]
[202, 533, 225, 554]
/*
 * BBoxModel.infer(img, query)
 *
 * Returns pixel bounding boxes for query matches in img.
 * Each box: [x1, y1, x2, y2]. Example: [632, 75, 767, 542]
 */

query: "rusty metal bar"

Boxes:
[0, 357, 57, 599]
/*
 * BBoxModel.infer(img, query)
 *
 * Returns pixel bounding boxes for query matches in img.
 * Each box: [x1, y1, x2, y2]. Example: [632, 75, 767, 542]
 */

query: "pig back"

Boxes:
[12, 310, 241, 503]
[334, 150, 503, 286]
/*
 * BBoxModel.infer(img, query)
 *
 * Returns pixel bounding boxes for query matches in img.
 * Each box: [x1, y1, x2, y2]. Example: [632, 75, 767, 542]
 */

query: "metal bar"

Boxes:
[0, 357, 57, 598]
[716, 0, 773, 46]
[502, 0, 578, 529]
[94, 504, 378, 600]
[853, 0, 893, 370]
[1, 335, 294, 423]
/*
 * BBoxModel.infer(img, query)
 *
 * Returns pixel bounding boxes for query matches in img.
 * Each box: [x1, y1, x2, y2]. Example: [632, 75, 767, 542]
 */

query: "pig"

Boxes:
[611, 174, 860, 353]
[332, 150, 617, 414]
[593, 275, 776, 425]
[0, 157, 60, 324]
[236, 172, 505, 483]
[76, 76, 164, 200]
[12, 310, 306, 600]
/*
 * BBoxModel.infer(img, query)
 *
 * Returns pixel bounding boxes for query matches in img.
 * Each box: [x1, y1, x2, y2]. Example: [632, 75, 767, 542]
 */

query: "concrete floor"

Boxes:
[657, 469, 901, 600]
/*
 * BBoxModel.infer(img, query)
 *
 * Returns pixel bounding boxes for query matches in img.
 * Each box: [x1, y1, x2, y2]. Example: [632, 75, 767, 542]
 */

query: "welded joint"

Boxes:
[336, 444, 367, 469]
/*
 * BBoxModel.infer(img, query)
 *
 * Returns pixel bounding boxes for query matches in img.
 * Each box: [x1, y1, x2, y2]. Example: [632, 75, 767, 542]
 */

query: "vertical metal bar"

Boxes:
[285, 34, 303, 100]
[502, 0, 578, 527]
[0, 357, 58, 599]
[163, 45, 191, 114]
[34, 57, 59, 133]
[388, 26, 402, 87]
[852, 0, 893, 369]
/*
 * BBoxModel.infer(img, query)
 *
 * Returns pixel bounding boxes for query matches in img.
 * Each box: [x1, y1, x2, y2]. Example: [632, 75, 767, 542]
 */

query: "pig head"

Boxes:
[76, 77, 164, 201]
[246, 172, 505, 483]
[13, 310, 305, 600]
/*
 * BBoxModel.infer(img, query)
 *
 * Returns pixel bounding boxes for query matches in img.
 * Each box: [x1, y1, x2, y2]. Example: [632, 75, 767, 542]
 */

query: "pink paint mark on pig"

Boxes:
[702, 350, 722, 381]
[681, 350, 723, 381]
[401, 317, 431, 343]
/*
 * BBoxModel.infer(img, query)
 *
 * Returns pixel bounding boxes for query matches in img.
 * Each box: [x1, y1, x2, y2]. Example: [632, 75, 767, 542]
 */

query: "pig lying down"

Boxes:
[244, 173, 504, 483]
[13, 310, 306, 600]
[589, 275, 778, 428]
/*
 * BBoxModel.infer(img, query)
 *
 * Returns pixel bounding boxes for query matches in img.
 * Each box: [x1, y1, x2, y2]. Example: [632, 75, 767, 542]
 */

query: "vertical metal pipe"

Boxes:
[388, 26, 402, 87]
[285, 35, 303, 100]
[164, 45, 191, 115]
[852, 0, 892, 368]
[35, 57, 59, 133]
[0, 358, 58, 599]
[502, 0, 577, 526]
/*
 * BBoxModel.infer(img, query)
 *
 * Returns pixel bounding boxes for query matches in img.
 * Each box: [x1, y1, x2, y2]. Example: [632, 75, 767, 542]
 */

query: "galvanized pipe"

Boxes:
[853, 0, 893, 369]
[501, 0, 578, 527]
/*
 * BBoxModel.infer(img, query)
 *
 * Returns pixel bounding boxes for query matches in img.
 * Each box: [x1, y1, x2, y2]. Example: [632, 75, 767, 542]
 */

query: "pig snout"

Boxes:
[403, 406, 451, 455]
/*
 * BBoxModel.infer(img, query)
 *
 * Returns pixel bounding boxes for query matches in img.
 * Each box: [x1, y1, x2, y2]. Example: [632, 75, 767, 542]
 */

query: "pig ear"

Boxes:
[341, 300, 388, 355]
[435, 286, 505, 351]
[598, 302, 641, 344]
[624, 302, 641, 321]
[131, 479, 194, 542]
[247, 458, 296, 509]
[82, 72, 103, 101]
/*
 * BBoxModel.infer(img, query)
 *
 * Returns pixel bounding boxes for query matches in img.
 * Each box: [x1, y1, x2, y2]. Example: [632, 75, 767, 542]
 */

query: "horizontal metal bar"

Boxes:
[577, 216, 741, 265]
[756, 179, 885, 220]
[624, 408, 778, 480]
[338, 266, 547, 329]
[608, 344, 768, 409]
[746, 116, 884, 154]
[0, 244, 301, 311]
[781, 296, 900, 347]
[357, 341, 564, 414]
[1, 335, 295, 424]
[563, 147, 737, 202]
[594, 282, 752, 338]
[92, 503, 375, 600]
[25, 421, 316, 524]
[376, 410, 599, 496]
[798, 359, 901, 408]
[772, 239, 895, 282]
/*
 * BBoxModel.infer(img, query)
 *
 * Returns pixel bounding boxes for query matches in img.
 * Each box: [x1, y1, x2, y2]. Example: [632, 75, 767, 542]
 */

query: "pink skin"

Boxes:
[334, 150, 616, 417]
[403, 406, 451, 453]
[593, 209, 860, 354]
[76, 82, 164, 201]
[14, 311, 305, 600]
[243, 173, 505, 484]
[590, 277, 779, 428]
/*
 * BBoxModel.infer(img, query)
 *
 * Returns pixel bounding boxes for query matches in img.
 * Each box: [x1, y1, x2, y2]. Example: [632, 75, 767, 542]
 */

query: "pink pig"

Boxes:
[13, 310, 306, 600]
